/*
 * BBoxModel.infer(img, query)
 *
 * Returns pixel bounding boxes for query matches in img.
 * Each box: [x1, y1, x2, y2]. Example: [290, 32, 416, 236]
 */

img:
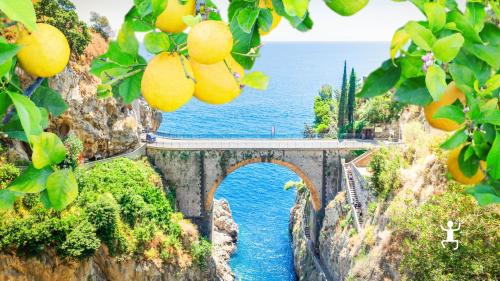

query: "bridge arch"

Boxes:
[205, 158, 321, 212]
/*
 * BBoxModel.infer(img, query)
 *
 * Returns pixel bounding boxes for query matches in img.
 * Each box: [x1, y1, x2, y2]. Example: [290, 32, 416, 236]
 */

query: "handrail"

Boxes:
[84, 143, 147, 167]
[342, 163, 362, 233]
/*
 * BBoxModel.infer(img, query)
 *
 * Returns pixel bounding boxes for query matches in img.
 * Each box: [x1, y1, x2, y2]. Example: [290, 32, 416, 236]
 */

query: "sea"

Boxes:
[157, 42, 389, 281]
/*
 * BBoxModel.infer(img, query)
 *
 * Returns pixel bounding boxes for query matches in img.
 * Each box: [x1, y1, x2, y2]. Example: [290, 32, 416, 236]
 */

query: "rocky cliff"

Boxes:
[10, 32, 162, 161]
[0, 246, 214, 281]
[291, 120, 455, 281]
[212, 199, 238, 281]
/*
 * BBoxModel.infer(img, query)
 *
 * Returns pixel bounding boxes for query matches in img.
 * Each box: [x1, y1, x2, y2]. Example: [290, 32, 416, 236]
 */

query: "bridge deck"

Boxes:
[147, 138, 400, 150]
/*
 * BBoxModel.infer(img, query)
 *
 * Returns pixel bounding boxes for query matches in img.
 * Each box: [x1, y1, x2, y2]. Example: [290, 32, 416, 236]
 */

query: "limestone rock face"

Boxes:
[43, 32, 162, 160]
[0, 247, 213, 281]
[212, 199, 238, 281]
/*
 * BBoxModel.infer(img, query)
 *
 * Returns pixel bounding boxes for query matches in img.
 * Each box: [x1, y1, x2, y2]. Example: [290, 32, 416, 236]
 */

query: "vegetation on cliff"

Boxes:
[0, 158, 210, 267]
[391, 182, 499, 280]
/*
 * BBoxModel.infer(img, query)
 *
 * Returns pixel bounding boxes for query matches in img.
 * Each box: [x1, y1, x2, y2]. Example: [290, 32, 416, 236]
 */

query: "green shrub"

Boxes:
[58, 220, 100, 259]
[0, 163, 19, 189]
[391, 184, 500, 280]
[0, 158, 208, 264]
[190, 238, 211, 268]
[34, 0, 91, 55]
[62, 134, 83, 169]
[368, 147, 405, 199]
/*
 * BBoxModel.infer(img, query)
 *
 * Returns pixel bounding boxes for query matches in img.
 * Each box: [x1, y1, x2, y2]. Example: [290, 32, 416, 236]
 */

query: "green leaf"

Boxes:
[424, 2, 446, 32]
[425, 65, 447, 101]
[482, 74, 500, 94]
[31, 86, 68, 117]
[90, 59, 122, 77]
[447, 10, 483, 43]
[454, 49, 491, 86]
[390, 28, 411, 61]
[394, 77, 433, 106]
[431, 33, 464, 63]
[230, 14, 261, 69]
[458, 146, 479, 177]
[400, 55, 424, 79]
[9, 165, 53, 193]
[6, 91, 42, 138]
[30, 132, 66, 169]
[480, 23, 500, 46]
[151, 0, 167, 18]
[144, 32, 170, 54]
[441, 128, 468, 150]
[449, 62, 475, 94]
[358, 60, 401, 98]
[433, 104, 465, 125]
[0, 0, 36, 31]
[464, 42, 500, 69]
[237, 7, 260, 33]
[97, 84, 113, 99]
[465, 2, 486, 32]
[0, 189, 23, 210]
[282, 0, 309, 18]
[46, 169, 78, 211]
[182, 14, 202, 27]
[479, 110, 500, 126]
[40, 190, 52, 208]
[404, 21, 436, 51]
[134, 0, 152, 17]
[118, 72, 143, 104]
[257, 8, 273, 32]
[0, 41, 20, 65]
[0, 91, 11, 118]
[242, 71, 269, 90]
[39, 107, 48, 129]
[486, 133, 500, 180]
[102, 41, 136, 66]
[466, 184, 500, 206]
[125, 7, 154, 32]
[117, 21, 139, 55]
[0, 57, 13, 77]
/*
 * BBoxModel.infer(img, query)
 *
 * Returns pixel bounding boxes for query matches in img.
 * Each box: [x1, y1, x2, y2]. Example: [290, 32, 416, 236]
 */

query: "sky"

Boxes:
[71, 0, 462, 42]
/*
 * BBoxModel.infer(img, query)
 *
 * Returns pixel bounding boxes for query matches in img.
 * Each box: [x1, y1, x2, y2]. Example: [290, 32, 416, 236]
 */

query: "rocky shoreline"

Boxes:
[211, 199, 239, 281]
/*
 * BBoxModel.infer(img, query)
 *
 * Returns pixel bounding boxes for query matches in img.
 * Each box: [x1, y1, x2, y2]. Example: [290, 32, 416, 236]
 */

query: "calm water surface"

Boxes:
[158, 42, 389, 280]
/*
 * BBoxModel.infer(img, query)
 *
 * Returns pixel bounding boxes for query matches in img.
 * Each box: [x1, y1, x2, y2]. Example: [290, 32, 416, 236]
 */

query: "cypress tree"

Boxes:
[337, 61, 348, 130]
[347, 68, 357, 127]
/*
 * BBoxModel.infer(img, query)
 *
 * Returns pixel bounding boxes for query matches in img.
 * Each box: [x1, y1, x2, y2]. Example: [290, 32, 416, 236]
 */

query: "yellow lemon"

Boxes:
[156, 0, 196, 33]
[192, 56, 244, 105]
[447, 147, 486, 185]
[16, 23, 70, 77]
[141, 53, 194, 112]
[424, 83, 466, 131]
[259, 0, 282, 35]
[187, 20, 233, 64]
[324, 0, 369, 16]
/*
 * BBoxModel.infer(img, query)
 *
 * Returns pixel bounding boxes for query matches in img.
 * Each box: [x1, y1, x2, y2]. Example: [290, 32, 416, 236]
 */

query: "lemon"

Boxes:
[259, 0, 282, 35]
[424, 83, 466, 131]
[188, 20, 233, 64]
[16, 23, 70, 78]
[447, 147, 486, 185]
[324, 0, 369, 16]
[192, 56, 244, 105]
[156, 0, 196, 33]
[141, 53, 195, 112]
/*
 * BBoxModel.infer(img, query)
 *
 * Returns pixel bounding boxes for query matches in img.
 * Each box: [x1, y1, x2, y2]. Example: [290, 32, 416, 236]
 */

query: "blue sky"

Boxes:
[72, 0, 464, 42]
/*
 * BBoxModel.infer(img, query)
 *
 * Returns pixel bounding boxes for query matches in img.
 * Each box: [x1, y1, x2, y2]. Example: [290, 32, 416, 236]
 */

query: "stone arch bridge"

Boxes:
[147, 138, 393, 246]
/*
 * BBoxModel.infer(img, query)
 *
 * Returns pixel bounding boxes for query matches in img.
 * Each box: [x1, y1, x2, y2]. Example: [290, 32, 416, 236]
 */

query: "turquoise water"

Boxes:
[158, 42, 389, 280]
